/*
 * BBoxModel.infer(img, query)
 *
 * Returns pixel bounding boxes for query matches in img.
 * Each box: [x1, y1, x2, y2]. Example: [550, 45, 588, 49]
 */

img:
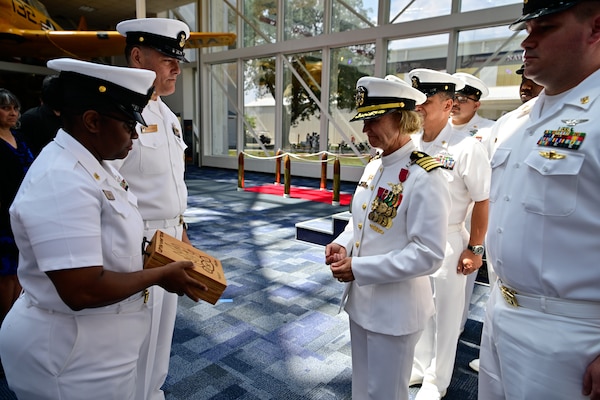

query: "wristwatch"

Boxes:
[467, 244, 485, 256]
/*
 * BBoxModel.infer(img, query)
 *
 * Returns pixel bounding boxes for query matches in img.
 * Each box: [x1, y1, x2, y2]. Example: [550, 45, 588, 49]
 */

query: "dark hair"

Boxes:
[573, 0, 600, 21]
[437, 91, 455, 101]
[41, 75, 60, 110]
[124, 44, 135, 65]
[0, 88, 21, 110]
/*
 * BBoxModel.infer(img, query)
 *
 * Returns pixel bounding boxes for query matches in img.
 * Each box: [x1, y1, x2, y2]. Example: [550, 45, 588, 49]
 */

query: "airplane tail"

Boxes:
[77, 16, 88, 31]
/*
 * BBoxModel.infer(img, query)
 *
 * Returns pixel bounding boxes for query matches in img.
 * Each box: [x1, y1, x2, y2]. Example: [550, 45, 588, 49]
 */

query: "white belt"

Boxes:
[498, 281, 600, 319]
[144, 215, 184, 230]
[23, 291, 148, 315]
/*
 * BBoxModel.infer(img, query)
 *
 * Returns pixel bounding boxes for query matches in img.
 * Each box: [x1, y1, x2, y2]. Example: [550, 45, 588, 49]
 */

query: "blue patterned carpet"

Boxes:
[0, 166, 488, 400]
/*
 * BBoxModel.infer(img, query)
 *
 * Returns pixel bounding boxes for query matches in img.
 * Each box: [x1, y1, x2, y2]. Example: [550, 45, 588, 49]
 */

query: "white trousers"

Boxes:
[137, 224, 182, 400]
[479, 283, 600, 400]
[412, 228, 468, 393]
[0, 294, 149, 400]
[350, 319, 422, 400]
[461, 269, 478, 331]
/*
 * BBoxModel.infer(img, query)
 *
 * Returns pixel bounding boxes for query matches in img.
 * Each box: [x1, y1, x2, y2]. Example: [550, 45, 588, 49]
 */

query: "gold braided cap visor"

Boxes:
[350, 101, 415, 122]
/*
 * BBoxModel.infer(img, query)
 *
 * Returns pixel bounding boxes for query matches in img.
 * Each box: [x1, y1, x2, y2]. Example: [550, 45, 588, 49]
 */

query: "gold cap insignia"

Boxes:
[356, 86, 366, 107]
[178, 32, 186, 48]
[411, 76, 420, 88]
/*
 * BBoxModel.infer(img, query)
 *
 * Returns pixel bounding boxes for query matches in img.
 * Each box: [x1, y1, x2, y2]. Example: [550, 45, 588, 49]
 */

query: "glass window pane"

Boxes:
[174, 2, 197, 30]
[173, 3, 197, 61]
[332, 0, 377, 33]
[461, 0, 520, 13]
[281, 52, 323, 155]
[329, 44, 376, 163]
[284, 0, 325, 40]
[457, 26, 527, 119]
[209, 0, 237, 52]
[244, 57, 276, 156]
[386, 34, 450, 78]
[243, 0, 277, 46]
[209, 62, 238, 157]
[390, 0, 451, 24]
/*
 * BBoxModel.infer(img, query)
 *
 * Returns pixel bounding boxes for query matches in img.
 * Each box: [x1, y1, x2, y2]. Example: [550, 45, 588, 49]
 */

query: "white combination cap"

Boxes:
[408, 68, 465, 96]
[47, 58, 156, 126]
[350, 75, 427, 122]
[117, 18, 191, 62]
[452, 72, 489, 100]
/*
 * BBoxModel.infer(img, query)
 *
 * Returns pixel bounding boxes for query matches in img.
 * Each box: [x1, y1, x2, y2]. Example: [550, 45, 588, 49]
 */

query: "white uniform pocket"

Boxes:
[102, 190, 144, 263]
[489, 147, 511, 203]
[136, 131, 168, 175]
[522, 150, 584, 216]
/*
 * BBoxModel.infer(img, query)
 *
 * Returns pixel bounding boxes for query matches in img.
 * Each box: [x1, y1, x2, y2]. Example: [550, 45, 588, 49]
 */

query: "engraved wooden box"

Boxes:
[143, 230, 227, 304]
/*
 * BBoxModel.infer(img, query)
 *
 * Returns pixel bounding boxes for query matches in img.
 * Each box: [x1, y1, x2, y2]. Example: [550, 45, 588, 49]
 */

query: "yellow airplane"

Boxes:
[0, 0, 236, 60]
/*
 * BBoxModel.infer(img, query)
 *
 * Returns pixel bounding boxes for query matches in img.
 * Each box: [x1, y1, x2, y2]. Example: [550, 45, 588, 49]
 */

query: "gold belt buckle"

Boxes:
[500, 285, 519, 307]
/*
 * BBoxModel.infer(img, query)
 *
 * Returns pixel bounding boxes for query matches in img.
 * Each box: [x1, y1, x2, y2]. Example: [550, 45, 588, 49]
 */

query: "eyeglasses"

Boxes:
[102, 114, 138, 132]
[454, 95, 478, 104]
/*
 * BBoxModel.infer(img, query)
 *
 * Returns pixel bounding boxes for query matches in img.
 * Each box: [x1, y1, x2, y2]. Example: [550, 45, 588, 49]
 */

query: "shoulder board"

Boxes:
[368, 152, 381, 162]
[410, 151, 442, 172]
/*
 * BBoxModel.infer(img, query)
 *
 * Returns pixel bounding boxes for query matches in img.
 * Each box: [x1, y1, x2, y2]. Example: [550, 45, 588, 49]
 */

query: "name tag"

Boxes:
[102, 190, 115, 200]
[141, 124, 158, 133]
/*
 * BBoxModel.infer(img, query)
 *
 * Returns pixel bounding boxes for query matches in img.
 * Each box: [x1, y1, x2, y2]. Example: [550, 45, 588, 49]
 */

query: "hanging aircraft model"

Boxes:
[0, 0, 236, 61]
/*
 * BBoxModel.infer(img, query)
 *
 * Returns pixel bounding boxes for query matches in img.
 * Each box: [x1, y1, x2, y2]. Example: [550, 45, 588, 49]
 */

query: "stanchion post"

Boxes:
[237, 152, 245, 191]
[320, 153, 327, 190]
[284, 154, 291, 198]
[332, 157, 341, 205]
[275, 149, 282, 185]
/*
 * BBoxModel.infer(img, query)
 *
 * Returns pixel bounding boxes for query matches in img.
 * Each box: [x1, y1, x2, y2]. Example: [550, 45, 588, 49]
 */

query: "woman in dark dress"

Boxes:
[0, 89, 33, 326]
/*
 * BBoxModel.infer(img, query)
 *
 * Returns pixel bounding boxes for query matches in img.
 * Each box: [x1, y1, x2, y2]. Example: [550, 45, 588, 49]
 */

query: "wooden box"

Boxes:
[143, 230, 227, 304]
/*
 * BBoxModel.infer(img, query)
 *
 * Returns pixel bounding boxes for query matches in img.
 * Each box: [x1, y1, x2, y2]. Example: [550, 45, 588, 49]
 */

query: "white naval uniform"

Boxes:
[451, 113, 496, 331]
[333, 140, 451, 400]
[0, 130, 148, 400]
[480, 69, 600, 400]
[450, 113, 496, 158]
[487, 99, 538, 159]
[111, 97, 188, 400]
[411, 124, 491, 395]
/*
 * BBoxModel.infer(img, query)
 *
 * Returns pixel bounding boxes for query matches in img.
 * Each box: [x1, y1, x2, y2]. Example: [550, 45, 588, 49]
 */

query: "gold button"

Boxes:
[370, 185, 374, 190]
[358, 223, 363, 229]
[362, 203, 367, 210]
[355, 242, 360, 248]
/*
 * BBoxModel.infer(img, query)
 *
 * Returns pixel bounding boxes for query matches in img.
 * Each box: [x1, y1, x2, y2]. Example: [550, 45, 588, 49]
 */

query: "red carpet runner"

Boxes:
[244, 184, 352, 206]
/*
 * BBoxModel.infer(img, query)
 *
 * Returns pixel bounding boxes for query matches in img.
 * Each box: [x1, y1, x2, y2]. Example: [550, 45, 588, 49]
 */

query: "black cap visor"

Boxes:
[509, 2, 580, 31]
[126, 31, 189, 63]
[57, 72, 154, 126]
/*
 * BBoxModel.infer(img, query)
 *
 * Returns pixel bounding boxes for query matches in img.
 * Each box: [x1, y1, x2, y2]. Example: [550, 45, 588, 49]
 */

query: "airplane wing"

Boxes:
[0, 27, 236, 60]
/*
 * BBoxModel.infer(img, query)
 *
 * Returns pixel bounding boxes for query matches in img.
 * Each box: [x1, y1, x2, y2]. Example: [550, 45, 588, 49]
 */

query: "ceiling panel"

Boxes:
[40, 0, 195, 30]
